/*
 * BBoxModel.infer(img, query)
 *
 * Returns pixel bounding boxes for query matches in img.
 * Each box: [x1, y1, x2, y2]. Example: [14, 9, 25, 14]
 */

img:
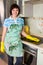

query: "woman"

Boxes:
[1, 3, 24, 65]
[0, 3, 40, 65]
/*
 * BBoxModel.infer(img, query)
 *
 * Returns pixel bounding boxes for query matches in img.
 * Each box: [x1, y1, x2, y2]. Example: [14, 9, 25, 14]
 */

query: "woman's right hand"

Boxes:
[0, 42, 5, 53]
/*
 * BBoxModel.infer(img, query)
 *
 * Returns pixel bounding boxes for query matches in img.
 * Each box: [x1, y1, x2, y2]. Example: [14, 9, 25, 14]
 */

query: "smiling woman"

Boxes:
[0, 3, 24, 65]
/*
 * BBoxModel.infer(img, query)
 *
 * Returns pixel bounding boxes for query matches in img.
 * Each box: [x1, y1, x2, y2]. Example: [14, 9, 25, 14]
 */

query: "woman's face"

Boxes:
[12, 8, 19, 17]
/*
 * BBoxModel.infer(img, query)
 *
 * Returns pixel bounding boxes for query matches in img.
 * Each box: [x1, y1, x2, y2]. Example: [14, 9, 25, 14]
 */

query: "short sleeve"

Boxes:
[19, 18, 24, 26]
[21, 18, 24, 26]
[3, 19, 9, 27]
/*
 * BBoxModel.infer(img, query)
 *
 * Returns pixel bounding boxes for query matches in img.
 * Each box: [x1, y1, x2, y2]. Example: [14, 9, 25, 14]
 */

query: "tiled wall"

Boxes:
[26, 17, 43, 37]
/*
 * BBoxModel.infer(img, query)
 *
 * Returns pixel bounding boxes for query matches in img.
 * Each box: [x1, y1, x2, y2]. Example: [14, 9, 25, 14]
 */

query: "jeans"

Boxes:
[8, 55, 23, 65]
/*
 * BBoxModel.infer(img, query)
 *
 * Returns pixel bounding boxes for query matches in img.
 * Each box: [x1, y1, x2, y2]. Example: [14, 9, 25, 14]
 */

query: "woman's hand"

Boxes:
[0, 42, 5, 53]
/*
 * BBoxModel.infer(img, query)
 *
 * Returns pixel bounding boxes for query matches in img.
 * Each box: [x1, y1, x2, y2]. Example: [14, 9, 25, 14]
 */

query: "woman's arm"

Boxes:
[1, 26, 7, 42]
[0, 26, 7, 53]
[21, 26, 40, 42]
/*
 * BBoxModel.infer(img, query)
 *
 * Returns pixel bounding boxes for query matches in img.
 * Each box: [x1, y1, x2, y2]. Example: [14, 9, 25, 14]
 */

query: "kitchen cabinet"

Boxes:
[16, 0, 33, 17]
[37, 48, 43, 65]
[16, 0, 43, 17]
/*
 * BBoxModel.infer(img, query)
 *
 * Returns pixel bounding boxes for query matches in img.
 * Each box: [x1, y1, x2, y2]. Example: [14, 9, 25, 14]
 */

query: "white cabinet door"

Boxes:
[37, 48, 43, 65]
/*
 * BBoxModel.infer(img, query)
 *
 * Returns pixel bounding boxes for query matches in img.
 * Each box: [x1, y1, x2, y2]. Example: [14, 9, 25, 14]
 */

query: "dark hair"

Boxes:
[10, 3, 20, 15]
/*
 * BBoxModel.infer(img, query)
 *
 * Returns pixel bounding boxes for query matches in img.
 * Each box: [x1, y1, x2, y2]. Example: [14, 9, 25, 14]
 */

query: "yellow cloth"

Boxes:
[26, 34, 40, 42]
[0, 42, 5, 53]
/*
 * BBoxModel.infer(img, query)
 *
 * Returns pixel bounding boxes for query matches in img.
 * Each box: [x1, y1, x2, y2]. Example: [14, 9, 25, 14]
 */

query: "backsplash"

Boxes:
[27, 17, 43, 37]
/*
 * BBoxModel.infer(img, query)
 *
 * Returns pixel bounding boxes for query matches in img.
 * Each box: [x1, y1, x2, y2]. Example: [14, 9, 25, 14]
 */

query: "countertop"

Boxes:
[22, 40, 43, 49]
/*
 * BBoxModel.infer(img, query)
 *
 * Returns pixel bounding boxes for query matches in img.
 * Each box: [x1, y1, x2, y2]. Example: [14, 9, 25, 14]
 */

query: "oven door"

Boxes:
[23, 43, 37, 65]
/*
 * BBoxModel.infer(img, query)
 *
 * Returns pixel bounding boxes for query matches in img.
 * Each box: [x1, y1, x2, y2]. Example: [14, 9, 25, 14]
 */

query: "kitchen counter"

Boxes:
[22, 40, 43, 49]
[22, 40, 43, 65]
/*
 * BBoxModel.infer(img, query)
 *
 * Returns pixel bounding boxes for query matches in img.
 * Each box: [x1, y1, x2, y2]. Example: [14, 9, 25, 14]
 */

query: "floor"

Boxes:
[0, 59, 8, 65]
[0, 53, 8, 65]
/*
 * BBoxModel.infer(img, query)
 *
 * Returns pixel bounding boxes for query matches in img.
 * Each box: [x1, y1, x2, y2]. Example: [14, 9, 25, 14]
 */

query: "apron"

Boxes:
[4, 17, 24, 57]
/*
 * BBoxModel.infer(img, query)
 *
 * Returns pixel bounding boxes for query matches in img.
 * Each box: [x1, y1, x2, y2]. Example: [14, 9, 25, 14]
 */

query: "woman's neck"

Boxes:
[11, 15, 17, 20]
